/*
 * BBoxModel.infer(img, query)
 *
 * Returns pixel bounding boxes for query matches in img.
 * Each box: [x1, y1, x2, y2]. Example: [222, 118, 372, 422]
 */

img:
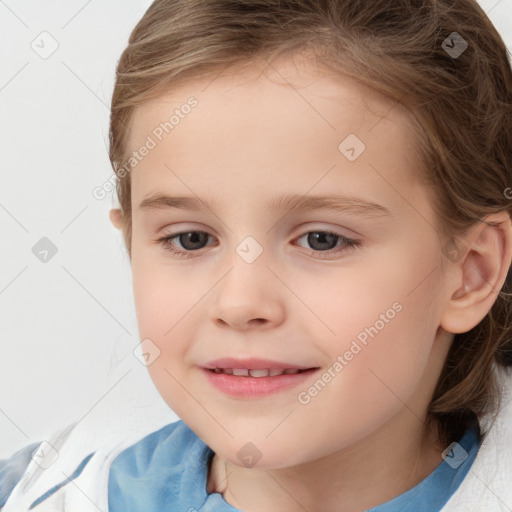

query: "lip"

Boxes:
[200, 357, 320, 398]
[201, 368, 319, 398]
[202, 357, 315, 371]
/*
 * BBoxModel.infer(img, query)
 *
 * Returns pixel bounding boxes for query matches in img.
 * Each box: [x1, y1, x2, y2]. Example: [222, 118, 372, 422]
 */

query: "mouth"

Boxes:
[200, 366, 320, 398]
[205, 368, 315, 377]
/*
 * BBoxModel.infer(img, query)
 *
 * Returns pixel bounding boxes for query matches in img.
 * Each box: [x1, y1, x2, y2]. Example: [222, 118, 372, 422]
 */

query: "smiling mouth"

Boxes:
[207, 368, 317, 377]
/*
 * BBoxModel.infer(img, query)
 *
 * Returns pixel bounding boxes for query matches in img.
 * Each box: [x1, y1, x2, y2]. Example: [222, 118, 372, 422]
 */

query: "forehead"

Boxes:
[128, 53, 408, 142]
[126, 54, 424, 212]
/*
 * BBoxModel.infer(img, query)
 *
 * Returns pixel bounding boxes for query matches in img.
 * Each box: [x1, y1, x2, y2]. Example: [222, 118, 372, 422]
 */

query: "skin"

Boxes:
[110, 53, 512, 512]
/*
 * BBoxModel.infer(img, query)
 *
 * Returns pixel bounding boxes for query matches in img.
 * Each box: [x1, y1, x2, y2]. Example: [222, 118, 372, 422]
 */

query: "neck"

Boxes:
[207, 409, 444, 512]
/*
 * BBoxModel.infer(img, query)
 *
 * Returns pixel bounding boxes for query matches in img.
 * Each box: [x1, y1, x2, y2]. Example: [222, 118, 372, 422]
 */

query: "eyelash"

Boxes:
[155, 229, 362, 260]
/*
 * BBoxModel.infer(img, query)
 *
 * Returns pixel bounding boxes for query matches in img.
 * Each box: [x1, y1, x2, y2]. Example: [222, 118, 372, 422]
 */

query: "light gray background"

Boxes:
[1, 0, 511, 458]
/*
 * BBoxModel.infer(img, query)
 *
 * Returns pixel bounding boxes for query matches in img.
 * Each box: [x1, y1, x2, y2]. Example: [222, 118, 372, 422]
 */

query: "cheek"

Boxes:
[131, 254, 201, 350]
[130, 224, 205, 332]
[308, 251, 440, 433]
[131, 252, 206, 416]
[296, 304, 437, 456]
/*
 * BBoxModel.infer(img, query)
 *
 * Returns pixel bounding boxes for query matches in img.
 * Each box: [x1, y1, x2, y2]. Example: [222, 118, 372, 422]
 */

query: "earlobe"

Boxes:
[109, 208, 124, 230]
[440, 212, 512, 334]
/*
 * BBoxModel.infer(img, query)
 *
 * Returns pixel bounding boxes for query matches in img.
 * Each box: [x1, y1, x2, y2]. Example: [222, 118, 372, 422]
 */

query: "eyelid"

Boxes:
[156, 225, 362, 260]
[156, 223, 357, 242]
[157, 221, 359, 239]
[293, 222, 360, 239]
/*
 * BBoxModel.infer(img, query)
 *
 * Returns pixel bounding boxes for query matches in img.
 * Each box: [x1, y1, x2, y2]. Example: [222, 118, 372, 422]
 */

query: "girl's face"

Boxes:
[126, 55, 454, 469]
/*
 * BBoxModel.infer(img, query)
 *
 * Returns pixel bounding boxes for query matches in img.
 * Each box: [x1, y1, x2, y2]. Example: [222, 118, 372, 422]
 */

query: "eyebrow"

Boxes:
[138, 192, 391, 218]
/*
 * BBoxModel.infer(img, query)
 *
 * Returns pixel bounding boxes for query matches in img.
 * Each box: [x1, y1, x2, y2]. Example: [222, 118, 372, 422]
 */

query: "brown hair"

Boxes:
[109, 0, 512, 446]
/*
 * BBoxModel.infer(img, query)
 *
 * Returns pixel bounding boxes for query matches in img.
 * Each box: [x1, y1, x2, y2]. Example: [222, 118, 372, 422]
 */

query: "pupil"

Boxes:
[181, 231, 208, 250]
[178, 231, 338, 252]
[308, 232, 337, 251]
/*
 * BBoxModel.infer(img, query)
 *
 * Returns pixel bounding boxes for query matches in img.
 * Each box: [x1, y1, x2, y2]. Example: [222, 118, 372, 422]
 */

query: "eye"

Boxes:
[157, 230, 214, 258]
[294, 230, 361, 259]
[156, 229, 362, 259]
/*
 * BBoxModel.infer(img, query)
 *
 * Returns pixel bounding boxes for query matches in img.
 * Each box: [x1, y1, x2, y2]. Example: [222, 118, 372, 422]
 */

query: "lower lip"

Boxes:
[200, 367, 319, 398]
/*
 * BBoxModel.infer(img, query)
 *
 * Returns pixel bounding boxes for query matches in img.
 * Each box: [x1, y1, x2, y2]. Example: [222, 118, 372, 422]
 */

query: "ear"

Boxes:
[109, 208, 124, 230]
[440, 211, 512, 334]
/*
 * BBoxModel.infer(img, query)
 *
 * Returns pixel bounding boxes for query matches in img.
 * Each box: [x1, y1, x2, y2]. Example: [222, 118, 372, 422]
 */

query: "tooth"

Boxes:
[249, 369, 270, 377]
[215, 368, 303, 377]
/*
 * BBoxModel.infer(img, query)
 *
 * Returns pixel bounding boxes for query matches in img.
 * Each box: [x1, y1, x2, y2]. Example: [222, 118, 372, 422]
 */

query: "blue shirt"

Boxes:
[0, 420, 480, 511]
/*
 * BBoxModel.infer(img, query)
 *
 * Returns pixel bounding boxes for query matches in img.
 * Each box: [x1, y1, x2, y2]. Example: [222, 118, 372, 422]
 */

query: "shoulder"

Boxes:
[109, 418, 208, 484]
[0, 442, 42, 507]
[0, 420, 101, 511]
[440, 366, 512, 511]
[0, 418, 188, 511]
[108, 419, 213, 511]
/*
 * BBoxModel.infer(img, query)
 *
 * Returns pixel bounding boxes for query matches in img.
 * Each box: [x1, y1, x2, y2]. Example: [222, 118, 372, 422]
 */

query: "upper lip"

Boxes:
[202, 357, 317, 370]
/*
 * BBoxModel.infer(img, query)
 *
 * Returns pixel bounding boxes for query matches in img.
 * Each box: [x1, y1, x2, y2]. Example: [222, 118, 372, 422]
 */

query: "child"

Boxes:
[2, 0, 512, 510]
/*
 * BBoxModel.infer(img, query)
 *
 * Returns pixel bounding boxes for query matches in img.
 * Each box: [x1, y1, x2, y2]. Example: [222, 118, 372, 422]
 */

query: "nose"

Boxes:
[209, 256, 286, 331]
